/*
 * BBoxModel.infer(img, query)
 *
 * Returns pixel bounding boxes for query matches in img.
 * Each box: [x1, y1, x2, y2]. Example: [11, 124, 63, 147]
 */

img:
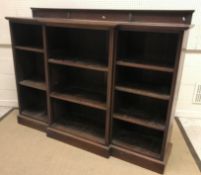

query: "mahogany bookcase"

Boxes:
[6, 8, 193, 173]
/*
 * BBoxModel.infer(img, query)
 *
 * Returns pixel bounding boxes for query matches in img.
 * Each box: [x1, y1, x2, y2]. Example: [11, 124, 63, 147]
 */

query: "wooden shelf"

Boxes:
[49, 58, 108, 72]
[15, 46, 44, 53]
[21, 109, 48, 123]
[113, 113, 165, 131]
[115, 85, 170, 100]
[116, 60, 174, 73]
[50, 89, 107, 110]
[19, 80, 46, 91]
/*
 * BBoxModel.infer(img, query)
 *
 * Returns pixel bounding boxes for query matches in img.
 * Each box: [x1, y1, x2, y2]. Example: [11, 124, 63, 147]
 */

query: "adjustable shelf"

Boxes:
[7, 8, 193, 174]
[50, 91, 107, 110]
[14, 46, 44, 53]
[113, 113, 165, 131]
[116, 60, 174, 73]
[115, 86, 170, 101]
[48, 58, 108, 72]
[19, 80, 46, 91]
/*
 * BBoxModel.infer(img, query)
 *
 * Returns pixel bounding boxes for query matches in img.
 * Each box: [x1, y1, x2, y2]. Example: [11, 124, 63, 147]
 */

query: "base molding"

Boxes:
[17, 114, 172, 173]
[47, 126, 110, 158]
[111, 143, 172, 174]
[18, 114, 48, 132]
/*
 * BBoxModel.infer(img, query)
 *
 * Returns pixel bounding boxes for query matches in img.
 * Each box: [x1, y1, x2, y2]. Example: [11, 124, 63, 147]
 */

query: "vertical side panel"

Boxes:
[160, 31, 186, 160]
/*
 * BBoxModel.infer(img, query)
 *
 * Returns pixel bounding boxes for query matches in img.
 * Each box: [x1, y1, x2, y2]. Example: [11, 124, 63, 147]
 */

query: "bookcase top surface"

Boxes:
[6, 16, 192, 31]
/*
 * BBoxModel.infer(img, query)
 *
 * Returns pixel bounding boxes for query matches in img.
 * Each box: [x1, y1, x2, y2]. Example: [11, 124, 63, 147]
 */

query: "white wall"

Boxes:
[0, 0, 201, 118]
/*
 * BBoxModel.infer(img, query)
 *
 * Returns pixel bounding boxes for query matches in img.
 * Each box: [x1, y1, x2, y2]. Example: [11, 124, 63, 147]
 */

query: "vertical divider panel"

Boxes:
[108, 29, 118, 143]
[42, 25, 52, 125]
[105, 28, 115, 145]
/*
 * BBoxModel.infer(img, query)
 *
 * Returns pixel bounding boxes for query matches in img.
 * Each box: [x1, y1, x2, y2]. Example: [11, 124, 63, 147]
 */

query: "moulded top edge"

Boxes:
[30, 7, 194, 14]
[5, 17, 192, 31]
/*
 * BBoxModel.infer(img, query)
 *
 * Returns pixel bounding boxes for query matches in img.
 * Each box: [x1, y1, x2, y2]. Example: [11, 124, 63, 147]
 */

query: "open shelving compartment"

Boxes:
[113, 91, 168, 131]
[117, 30, 179, 70]
[19, 86, 48, 123]
[11, 22, 43, 52]
[46, 26, 109, 72]
[50, 98, 106, 144]
[15, 50, 46, 91]
[49, 64, 107, 110]
[112, 119, 163, 159]
[115, 66, 173, 100]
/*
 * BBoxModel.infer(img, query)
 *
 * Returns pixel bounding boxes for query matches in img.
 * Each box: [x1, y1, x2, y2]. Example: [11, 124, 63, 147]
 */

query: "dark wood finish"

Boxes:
[111, 143, 172, 174]
[50, 91, 107, 110]
[160, 32, 184, 160]
[18, 114, 48, 132]
[49, 58, 108, 72]
[15, 46, 44, 53]
[6, 8, 193, 173]
[21, 109, 48, 123]
[19, 80, 46, 91]
[113, 113, 165, 131]
[32, 8, 193, 24]
[50, 98, 106, 144]
[47, 126, 110, 157]
[42, 26, 51, 125]
[116, 60, 174, 73]
[115, 85, 170, 100]
[6, 17, 192, 31]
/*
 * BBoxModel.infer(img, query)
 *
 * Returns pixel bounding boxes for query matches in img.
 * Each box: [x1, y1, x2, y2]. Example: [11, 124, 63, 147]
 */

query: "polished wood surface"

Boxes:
[6, 8, 193, 174]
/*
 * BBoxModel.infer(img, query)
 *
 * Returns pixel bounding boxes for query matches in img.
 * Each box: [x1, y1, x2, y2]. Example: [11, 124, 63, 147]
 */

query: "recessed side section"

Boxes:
[46, 26, 109, 68]
[117, 30, 179, 68]
[50, 98, 106, 144]
[11, 23, 43, 49]
[18, 86, 48, 123]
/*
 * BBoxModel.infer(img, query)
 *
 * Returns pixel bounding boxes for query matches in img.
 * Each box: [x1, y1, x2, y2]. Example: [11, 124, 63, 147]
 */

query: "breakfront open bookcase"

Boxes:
[6, 8, 193, 173]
